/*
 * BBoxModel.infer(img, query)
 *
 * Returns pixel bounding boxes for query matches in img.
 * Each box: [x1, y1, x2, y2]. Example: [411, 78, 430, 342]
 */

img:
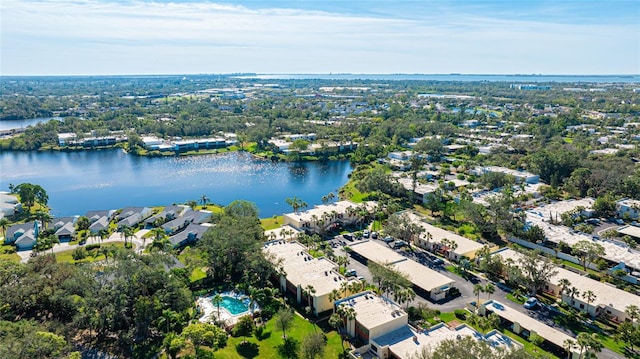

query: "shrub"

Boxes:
[85, 244, 100, 251]
[72, 247, 87, 261]
[454, 309, 467, 320]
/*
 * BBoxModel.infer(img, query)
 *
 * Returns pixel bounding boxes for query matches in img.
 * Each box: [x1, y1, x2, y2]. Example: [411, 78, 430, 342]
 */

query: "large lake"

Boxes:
[0, 150, 353, 218]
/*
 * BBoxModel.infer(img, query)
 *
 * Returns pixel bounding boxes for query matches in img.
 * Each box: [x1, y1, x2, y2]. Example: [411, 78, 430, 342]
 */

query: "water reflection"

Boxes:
[0, 150, 352, 217]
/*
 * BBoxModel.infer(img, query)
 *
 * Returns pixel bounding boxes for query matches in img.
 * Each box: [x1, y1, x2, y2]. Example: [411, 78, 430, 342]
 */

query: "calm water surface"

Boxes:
[0, 117, 63, 131]
[0, 150, 353, 218]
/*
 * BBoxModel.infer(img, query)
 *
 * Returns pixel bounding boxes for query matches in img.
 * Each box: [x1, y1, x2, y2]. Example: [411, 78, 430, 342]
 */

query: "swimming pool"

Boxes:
[218, 296, 249, 315]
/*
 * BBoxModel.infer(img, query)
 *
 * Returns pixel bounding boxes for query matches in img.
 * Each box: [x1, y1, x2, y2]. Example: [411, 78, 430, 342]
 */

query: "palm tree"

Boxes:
[484, 283, 495, 300]
[563, 339, 576, 359]
[212, 294, 223, 321]
[569, 287, 580, 304]
[304, 285, 316, 316]
[286, 196, 307, 214]
[32, 210, 53, 230]
[122, 226, 135, 247]
[328, 289, 341, 313]
[340, 281, 350, 298]
[0, 217, 10, 238]
[473, 284, 485, 307]
[199, 194, 210, 207]
[558, 278, 572, 298]
[582, 290, 596, 317]
[98, 228, 109, 245]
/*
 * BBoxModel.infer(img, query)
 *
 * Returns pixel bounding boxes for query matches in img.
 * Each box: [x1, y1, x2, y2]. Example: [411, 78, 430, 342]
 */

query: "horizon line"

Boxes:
[1, 73, 639, 78]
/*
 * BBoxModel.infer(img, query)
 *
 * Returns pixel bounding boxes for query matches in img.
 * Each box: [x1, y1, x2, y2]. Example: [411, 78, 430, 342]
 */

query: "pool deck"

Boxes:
[196, 292, 256, 328]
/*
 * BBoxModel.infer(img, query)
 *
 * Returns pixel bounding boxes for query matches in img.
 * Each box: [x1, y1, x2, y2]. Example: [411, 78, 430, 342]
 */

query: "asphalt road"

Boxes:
[332, 233, 624, 359]
[18, 229, 149, 263]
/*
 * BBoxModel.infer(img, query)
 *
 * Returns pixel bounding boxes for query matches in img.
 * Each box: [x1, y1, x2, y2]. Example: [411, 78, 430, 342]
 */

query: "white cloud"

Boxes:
[1, 0, 638, 75]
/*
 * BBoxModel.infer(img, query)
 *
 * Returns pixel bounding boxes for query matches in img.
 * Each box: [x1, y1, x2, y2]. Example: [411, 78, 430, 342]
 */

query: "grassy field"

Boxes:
[339, 180, 367, 203]
[261, 216, 284, 231]
[214, 313, 344, 359]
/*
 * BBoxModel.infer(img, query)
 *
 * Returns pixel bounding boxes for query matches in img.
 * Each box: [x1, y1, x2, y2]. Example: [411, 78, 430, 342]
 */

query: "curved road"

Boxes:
[18, 229, 149, 263]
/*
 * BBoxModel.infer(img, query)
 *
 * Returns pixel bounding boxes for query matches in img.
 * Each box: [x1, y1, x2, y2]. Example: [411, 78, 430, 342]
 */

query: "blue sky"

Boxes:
[1, 0, 638, 75]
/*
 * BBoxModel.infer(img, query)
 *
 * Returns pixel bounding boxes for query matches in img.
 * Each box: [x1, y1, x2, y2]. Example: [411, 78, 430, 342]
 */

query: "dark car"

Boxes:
[343, 233, 354, 241]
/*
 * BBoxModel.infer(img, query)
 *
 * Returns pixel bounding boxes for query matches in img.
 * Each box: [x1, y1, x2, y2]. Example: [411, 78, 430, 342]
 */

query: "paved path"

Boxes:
[18, 229, 149, 263]
[338, 237, 623, 359]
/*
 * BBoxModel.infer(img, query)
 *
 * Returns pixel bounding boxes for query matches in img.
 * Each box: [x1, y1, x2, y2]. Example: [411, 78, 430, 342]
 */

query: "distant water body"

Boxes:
[238, 74, 640, 83]
[0, 150, 353, 218]
[0, 117, 62, 131]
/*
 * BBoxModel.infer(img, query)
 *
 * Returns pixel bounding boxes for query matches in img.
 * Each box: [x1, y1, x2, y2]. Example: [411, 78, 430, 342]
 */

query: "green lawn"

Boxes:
[190, 267, 207, 282]
[261, 216, 284, 231]
[214, 313, 344, 359]
[501, 328, 561, 359]
[506, 293, 525, 304]
[54, 242, 129, 264]
[339, 180, 367, 203]
[0, 251, 20, 262]
[438, 312, 456, 323]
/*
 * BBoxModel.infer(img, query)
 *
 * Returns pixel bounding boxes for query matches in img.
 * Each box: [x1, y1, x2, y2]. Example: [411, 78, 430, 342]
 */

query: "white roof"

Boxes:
[372, 323, 520, 359]
[618, 225, 640, 238]
[479, 166, 537, 179]
[390, 259, 454, 291]
[263, 241, 352, 296]
[285, 200, 373, 224]
[336, 291, 406, 330]
[527, 207, 640, 270]
[494, 249, 640, 314]
[406, 212, 484, 255]
[485, 300, 574, 349]
[349, 240, 406, 265]
[264, 225, 303, 241]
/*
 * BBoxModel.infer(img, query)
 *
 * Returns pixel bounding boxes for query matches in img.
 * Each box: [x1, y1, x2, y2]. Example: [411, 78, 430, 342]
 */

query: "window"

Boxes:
[580, 304, 584, 309]
[371, 345, 378, 353]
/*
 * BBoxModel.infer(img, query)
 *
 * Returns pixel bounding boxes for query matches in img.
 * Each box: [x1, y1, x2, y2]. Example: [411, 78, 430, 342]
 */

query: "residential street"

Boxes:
[18, 229, 149, 263]
[335, 236, 624, 359]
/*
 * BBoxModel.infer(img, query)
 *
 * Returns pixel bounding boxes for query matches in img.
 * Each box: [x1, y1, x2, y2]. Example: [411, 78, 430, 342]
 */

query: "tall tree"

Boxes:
[300, 332, 326, 359]
[518, 250, 558, 295]
[13, 183, 48, 210]
[571, 240, 605, 271]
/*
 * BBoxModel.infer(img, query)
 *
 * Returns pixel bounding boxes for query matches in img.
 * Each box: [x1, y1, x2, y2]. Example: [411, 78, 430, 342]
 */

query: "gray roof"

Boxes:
[89, 217, 109, 232]
[6, 222, 35, 240]
[85, 210, 113, 221]
[117, 207, 147, 220]
[168, 223, 211, 247]
[145, 205, 185, 224]
[55, 222, 75, 236]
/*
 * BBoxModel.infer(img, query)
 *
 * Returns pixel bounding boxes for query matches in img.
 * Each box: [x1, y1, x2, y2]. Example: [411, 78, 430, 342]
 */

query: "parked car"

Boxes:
[346, 269, 357, 277]
[393, 240, 407, 249]
[363, 230, 370, 238]
[615, 218, 625, 225]
[523, 297, 539, 309]
[433, 258, 444, 265]
[383, 236, 394, 243]
[343, 233, 354, 241]
[371, 231, 378, 239]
